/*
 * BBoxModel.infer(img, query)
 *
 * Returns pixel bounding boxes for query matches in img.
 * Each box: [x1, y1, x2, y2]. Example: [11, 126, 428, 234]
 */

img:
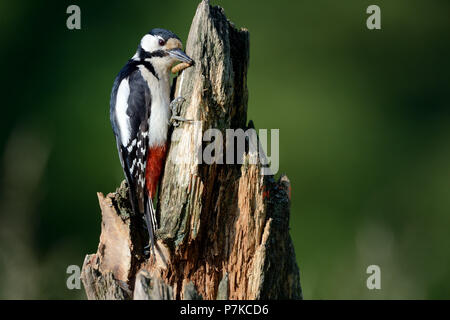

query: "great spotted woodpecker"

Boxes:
[110, 28, 194, 255]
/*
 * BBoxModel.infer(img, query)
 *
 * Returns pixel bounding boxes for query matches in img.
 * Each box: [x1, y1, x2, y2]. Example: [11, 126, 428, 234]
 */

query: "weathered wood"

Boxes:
[81, 0, 302, 300]
[133, 270, 173, 300]
[81, 254, 131, 300]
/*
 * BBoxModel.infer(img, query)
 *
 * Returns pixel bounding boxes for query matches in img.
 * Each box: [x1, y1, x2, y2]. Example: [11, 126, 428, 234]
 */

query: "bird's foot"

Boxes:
[169, 96, 193, 127]
[170, 96, 185, 114]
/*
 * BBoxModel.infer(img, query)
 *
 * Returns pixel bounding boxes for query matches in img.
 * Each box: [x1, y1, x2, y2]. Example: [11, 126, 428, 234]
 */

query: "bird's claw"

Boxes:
[169, 96, 193, 126]
[170, 96, 185, 117]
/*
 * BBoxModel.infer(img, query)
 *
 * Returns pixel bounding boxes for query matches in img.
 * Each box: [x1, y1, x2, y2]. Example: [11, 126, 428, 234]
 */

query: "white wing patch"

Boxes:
[115, 78, 131, 146]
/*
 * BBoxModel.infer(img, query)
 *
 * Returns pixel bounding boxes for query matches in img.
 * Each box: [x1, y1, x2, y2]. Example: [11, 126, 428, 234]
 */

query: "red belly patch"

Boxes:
[145, 144, 168, 198]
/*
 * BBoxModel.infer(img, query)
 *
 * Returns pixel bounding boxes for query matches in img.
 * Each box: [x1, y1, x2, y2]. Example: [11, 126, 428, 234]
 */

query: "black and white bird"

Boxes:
[109, 28, 194, 255]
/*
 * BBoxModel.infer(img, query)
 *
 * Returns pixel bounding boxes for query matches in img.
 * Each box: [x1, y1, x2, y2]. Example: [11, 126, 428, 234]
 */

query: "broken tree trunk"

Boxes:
[81, 0, 302, 300]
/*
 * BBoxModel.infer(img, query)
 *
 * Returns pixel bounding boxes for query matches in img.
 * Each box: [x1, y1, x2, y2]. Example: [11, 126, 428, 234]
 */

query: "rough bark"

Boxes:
[81, 0, 302, 300]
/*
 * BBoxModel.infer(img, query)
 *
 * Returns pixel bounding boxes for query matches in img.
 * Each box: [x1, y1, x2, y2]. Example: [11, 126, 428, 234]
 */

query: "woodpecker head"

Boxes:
[135, 28, 194, 73]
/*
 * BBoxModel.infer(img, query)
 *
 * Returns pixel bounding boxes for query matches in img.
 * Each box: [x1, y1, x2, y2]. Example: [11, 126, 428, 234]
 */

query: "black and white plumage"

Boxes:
[109, 28, 194, 254]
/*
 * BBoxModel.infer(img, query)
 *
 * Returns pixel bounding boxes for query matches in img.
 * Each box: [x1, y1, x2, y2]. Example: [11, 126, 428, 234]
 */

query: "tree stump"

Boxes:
[81, 0, 302, 300]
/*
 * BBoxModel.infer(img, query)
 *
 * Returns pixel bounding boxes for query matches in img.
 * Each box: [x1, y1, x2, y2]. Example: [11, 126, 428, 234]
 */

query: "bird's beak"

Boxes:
[168, 48, 194, 66]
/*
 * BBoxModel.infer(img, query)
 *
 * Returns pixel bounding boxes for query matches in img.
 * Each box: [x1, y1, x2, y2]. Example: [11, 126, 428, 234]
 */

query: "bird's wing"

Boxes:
[110, 67, 151, 215]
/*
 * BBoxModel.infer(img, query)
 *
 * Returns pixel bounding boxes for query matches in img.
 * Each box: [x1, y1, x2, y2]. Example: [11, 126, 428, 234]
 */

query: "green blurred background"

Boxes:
[0, 0, 449, 299]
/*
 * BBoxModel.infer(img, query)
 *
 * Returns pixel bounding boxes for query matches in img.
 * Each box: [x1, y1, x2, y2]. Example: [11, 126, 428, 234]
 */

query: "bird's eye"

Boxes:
[158, 39, 165, 46]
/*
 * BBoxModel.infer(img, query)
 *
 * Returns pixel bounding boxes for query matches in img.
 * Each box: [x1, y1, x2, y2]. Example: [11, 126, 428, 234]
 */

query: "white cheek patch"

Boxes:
[140, 34, 158, 52]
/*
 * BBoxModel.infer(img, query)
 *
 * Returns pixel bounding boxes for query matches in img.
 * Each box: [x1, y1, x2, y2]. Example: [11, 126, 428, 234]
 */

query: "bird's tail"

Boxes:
[144, 197, 158, 258]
